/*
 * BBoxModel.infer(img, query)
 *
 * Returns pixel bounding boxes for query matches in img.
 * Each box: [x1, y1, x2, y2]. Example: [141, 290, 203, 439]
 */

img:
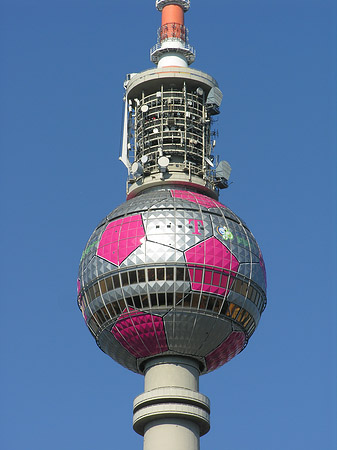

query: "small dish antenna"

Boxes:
[158, 156, 170, 172]
[205, 156, 214, 167]
[131, 162, 143, 177]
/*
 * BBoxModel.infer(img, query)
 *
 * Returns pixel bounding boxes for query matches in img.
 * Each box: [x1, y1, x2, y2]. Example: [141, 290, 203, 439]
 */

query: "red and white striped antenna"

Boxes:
[151, 0, 195, 67]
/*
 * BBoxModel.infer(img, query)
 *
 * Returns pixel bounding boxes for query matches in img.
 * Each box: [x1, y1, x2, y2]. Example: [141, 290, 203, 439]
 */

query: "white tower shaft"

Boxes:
[133, 356, 210, 450]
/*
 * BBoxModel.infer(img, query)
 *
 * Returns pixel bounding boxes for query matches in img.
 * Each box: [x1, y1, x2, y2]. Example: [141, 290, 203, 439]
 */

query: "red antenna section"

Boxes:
[151, 0, 195, 68]
[161, 4, 184, 26]
[161, 4, 185, 41]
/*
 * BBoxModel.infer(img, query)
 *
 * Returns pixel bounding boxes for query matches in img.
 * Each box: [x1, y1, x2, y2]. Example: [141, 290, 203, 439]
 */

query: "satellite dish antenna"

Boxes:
[158, 156, 170, 172]
[205, 156, 214, 167]
[141, 105, 149, 113]
[131, 162, 143, 177]
[141, 155, 148, 164]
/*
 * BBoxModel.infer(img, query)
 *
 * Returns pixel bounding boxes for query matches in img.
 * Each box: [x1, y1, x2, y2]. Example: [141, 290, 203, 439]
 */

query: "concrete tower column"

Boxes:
[133, 356, 210, 450]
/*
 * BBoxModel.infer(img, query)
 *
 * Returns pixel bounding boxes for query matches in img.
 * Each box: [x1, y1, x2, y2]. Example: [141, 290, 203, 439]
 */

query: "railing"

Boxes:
[150, 40, 196, 64]
[156, 0, 190, 11]
[159, 22, 186, 41]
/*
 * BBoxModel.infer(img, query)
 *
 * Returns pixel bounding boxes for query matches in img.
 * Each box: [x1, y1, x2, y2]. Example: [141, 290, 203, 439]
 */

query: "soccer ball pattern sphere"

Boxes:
[77, 189, 267, 374]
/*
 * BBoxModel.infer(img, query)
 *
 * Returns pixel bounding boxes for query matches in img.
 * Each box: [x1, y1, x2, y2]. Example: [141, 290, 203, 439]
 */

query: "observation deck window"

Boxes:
[99, 279, 107, 294]
[121, 272, 129, 286]
[82, 265, 262, 338]
[106, 277, 113, 291]
[113, 274, 120, 289]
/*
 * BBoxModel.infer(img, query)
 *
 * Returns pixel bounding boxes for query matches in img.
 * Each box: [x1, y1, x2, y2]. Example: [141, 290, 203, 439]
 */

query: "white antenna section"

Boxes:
[119, 94, 131, 171]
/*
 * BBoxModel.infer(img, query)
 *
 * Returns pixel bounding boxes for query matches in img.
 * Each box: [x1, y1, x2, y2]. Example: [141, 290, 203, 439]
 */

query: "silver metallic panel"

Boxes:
[120, 240, 186, 267]
[239, 262, 267, 293]
[164, 311, 231, 356]
[98, 329, 138, 373]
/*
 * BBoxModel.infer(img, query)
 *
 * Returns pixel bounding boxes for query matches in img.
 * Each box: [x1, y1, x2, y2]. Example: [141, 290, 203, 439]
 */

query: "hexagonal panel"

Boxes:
[171, 189, 226, 209]
[111, 308, 168, 358]
[184, 237, 239, 295]
[164, 311, 232, 357]
[205, 331, 246, 371]
[97, 214, 145, 265]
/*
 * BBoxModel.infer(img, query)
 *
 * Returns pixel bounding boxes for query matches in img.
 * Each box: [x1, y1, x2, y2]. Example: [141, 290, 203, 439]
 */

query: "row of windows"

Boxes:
[86, 293, 255, 339]
[80, 266, 265, 314]
[82, 267, 190, 307]
[231, 278, 266, 313]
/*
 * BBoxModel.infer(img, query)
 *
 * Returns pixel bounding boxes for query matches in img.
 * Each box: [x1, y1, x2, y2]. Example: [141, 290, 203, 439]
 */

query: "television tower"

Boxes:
[77, 1, 267, 449]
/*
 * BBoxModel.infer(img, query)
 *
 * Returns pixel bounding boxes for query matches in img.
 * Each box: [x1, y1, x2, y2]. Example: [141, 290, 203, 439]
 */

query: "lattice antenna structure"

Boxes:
[78, 2, 267, 450]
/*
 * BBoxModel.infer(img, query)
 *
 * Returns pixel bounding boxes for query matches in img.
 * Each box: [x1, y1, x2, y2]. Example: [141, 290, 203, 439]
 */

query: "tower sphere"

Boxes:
[78, 188, 266, 375]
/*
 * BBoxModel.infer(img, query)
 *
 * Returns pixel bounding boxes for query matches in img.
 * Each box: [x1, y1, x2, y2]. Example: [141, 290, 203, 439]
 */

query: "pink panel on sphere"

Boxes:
[97, 214, 145, 265]
[205, 331, 245, 371]
[185, 237, 239, 295]
[112, 308, 168, 358]
[171, 189, 226, 209]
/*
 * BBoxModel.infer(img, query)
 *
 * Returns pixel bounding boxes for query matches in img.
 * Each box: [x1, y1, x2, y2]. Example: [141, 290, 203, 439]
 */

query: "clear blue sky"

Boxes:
[1, 0, 336, 449]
